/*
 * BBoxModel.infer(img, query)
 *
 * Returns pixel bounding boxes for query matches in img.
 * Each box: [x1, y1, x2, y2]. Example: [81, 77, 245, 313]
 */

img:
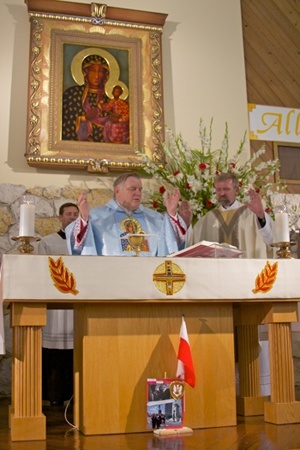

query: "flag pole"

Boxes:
[153, 315, 194, 437]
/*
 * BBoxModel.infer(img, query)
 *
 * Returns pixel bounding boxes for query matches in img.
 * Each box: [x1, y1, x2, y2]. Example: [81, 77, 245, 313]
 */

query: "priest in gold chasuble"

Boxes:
[189, 173, 274, 259]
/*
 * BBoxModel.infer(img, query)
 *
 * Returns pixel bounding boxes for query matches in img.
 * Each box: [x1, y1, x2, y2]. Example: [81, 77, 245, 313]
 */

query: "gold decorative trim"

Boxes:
[91, 3, 107, 19]
[150, 31, 165, 165]
[27, 19, 43, 155]
[26, 155, 144, 173]
[25, 7, 166, 173]
[28, 12, 164, 32]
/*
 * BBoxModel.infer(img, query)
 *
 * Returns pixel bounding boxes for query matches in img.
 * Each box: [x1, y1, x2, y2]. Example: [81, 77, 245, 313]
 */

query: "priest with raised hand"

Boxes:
[66, 172, 188, 257]
[184, 172, 274, 259]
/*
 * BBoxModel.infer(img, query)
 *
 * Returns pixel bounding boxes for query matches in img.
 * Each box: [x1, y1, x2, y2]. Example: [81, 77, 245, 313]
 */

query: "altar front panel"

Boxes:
[1, 255, 300, 441]
[74, 302, 236, 435]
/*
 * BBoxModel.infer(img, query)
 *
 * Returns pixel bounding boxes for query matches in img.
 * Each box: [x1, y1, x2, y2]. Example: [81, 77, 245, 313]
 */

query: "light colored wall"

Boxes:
[0, 0, 249, 188]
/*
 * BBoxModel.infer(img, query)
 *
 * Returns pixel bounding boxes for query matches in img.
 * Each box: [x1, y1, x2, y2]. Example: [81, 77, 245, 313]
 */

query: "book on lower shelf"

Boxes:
[169, 241, 244, 258]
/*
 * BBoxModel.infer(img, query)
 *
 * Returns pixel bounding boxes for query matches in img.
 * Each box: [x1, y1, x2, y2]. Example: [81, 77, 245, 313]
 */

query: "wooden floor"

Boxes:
[1, 394, 300, 450]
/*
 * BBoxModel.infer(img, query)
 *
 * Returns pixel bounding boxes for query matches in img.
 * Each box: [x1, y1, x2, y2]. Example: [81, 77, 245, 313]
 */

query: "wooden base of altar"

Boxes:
[73, 302, 236, 435]
[10, 303, 46, 441]
[236, 395, 269, 416]
[11, 415, 46, 442]
[264, 401, 300, 424]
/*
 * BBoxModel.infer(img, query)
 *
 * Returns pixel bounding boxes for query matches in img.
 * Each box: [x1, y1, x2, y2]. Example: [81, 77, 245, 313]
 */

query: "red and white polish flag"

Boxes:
[176, 316, 196, 388]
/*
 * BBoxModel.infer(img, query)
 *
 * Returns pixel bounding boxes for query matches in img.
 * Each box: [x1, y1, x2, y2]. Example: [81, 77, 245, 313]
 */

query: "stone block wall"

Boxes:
[0, 183, 112, 258]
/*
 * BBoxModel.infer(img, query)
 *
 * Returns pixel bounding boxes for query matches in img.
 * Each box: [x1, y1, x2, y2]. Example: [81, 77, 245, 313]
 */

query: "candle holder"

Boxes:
[12, 236, 40, 254]
[271, 241, 296, 259]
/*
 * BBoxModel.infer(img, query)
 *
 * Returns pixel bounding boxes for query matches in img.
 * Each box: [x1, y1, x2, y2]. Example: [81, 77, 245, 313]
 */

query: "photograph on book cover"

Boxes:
[147, 378, 184, 430]
[25, 5, 166, 173]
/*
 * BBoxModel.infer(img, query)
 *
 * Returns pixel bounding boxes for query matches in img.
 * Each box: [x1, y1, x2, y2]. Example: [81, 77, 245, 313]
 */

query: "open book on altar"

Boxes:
[169, 241, 244, 258]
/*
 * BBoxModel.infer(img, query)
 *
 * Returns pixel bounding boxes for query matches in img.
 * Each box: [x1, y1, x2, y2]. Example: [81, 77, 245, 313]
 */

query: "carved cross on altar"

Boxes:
[153, 260, 186, 295]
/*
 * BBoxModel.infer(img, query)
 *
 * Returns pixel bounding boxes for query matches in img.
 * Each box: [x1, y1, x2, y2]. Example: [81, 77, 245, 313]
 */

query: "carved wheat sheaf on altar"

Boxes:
[48, 257, 79, 295]
[252, 260, 278, 294]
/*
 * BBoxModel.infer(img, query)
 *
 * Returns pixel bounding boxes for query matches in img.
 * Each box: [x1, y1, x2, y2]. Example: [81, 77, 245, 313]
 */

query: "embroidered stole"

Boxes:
[119, 216, 149, 252]
[212, 206, 247, 247]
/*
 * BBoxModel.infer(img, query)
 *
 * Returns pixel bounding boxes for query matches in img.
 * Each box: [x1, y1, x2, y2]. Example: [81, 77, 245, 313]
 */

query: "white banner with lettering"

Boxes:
[248, 104, 300, 143]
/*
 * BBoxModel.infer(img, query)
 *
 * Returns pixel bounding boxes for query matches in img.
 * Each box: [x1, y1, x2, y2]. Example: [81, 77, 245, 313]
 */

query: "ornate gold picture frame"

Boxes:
[25, 1, 167, 173]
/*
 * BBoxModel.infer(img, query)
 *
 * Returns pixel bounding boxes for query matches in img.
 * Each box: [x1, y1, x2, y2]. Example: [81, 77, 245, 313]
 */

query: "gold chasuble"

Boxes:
[190, 205, 273, 258]
[212, 206, 247, 248]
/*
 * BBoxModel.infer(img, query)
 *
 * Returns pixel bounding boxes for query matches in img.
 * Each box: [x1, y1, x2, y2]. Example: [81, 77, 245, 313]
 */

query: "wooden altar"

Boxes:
[1, 254, 300, 441]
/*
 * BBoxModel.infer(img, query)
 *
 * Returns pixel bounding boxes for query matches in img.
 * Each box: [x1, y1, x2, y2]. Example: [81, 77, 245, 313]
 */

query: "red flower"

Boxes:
[239, 181, 242, 187]
[186, 183, 191, 190]
[255, 188, 260, 193]
[199, 163, 207, 170]
[173, 170, 180, 176]
[229, 162, 236, 169]
[215, 170, 221, 175]
[159, 186, 166, 194]
[153, 201, 159, 209]
[265, 207, 270, 214]
[206, 199, 213, 207]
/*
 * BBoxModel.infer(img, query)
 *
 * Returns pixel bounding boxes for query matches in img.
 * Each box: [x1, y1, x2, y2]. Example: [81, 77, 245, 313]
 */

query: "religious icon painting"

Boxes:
[25, 1, 167, 173]
[147, 378, 184, 430]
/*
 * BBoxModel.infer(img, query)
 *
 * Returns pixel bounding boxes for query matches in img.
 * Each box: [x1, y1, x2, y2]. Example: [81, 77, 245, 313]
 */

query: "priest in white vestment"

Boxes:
[66, 172, 188, 256]
[37, 202, 79, 405]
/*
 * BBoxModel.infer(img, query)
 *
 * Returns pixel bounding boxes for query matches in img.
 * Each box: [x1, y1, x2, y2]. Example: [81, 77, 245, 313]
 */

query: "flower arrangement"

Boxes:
[137, 119, 283, 225]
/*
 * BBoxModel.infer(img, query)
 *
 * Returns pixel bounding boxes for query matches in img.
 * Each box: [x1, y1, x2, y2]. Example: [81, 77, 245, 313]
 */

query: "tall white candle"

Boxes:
[19, 199, 35, 236]
[274, 211, 290, 243]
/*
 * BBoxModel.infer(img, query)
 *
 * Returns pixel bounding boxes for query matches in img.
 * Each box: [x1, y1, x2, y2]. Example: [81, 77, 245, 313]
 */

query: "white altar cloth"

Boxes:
[1, 254, 300, 353]
[2, 254, 300, 301]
